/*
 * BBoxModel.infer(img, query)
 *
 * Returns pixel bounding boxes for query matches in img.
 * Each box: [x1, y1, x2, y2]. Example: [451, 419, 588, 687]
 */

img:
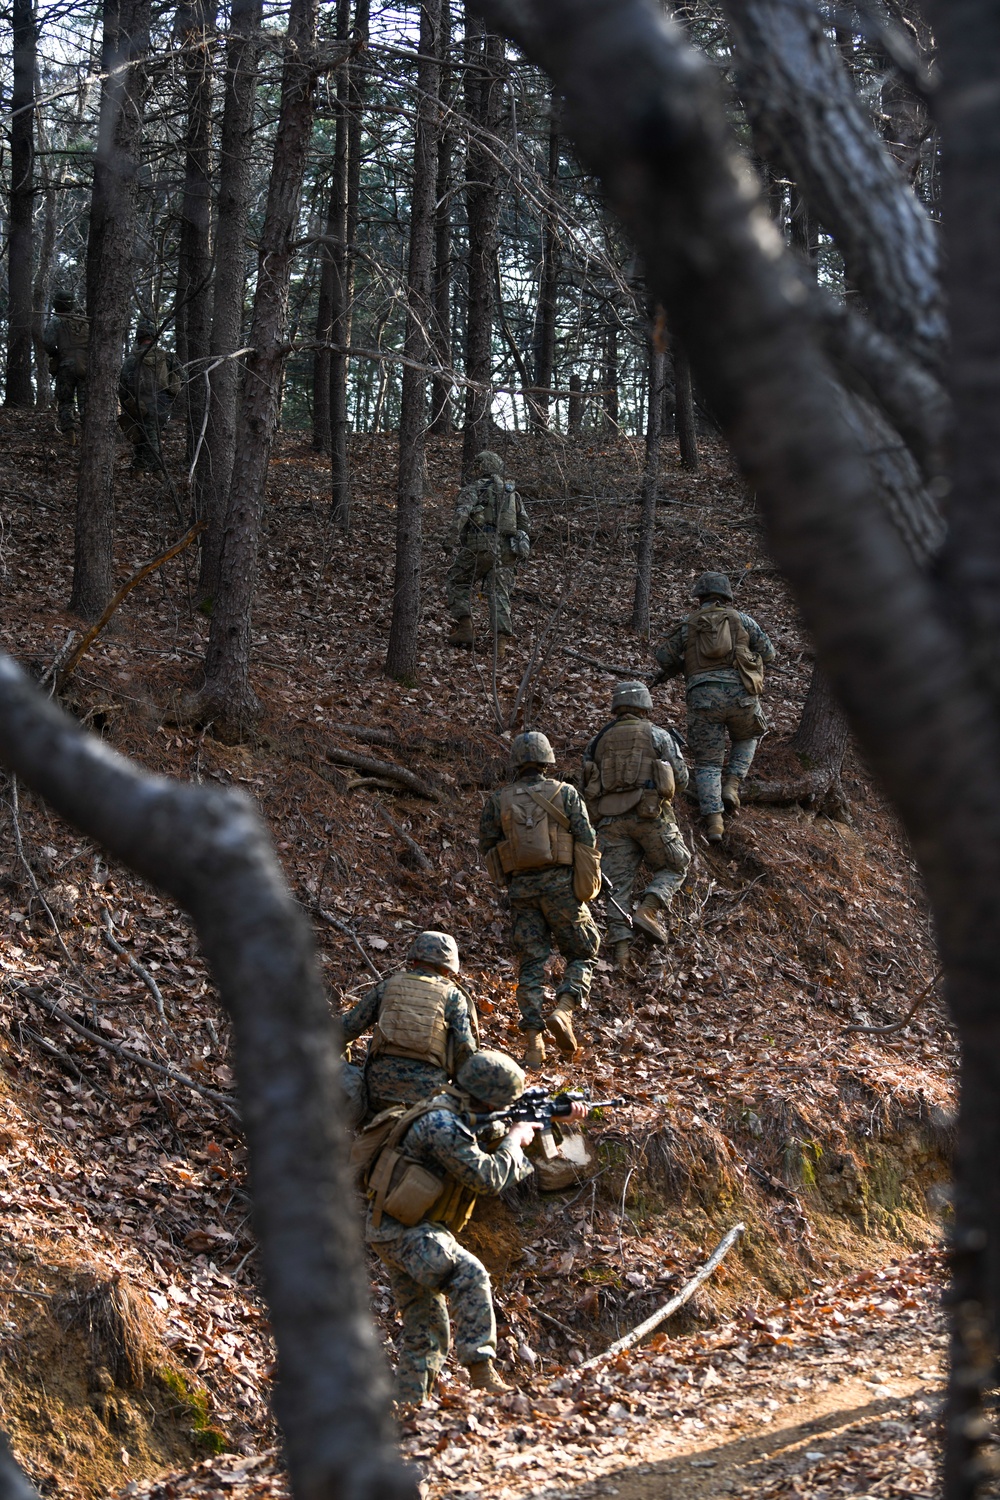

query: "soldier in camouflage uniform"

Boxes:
[583, 682, 691, 968]
[479, 732, 601, 1070]
[445, 450, 531, 659]
[43, 291, 89, 442]
[362, 1051, 588, 1402]
[341, 930, 479, 1117]
[118, 316, 182, 473]
[653, 572, 776, 842]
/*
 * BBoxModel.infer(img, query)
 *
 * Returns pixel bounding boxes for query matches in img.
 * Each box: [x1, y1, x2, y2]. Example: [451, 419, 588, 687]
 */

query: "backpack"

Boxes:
[56, 314, 90, 356]
[686, 604, 736, 673]
[350, 1090, 474, 1232]
[497, 780, 575, 873]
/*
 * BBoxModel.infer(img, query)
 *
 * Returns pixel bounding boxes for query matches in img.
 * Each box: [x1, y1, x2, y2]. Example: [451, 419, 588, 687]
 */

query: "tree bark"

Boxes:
[175, 0, 217, 467]
[72, 0, 151, 621]
[672, 336, 699, 469]
[632, 313, 666, 635]
[461, 8, 504, 475]
[311, 0, 351, 456]
[601, 317, 619, 433]
[385, 0, 443, 681]
[5, 0, 36, 407]
[531, 99, 560, 432]
[430, 0, 455, 436]
[567, 370, 582, 433]
[202, 0, 334, 733]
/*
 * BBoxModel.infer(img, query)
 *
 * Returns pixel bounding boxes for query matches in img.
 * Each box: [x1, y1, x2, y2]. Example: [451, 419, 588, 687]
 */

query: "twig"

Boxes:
[326, 746, 440, 800]
[56, 522, 204, 690]
[844, 967, 943, 1035]
[371, 801, 432, 871]
[10, 981, 239, 1119]
[101, 908, 170, 1024]
[575, 1222, 745, 1373]
[313, 907, 384, 981]
[535, 1307, 582, 1341]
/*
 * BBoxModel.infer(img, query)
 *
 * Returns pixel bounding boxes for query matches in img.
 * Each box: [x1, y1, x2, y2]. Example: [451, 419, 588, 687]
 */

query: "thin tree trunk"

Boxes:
[601, 318, 618, 433]
[385, 0, 443, 681]
[461, 10, 504, 476]
[72, 0, 151, 621]
[567, 370, 582, 433]
[312, 0, 351, 456]
[196, 0, 263, 601]
[531, 99, 560, 432]
[31, 143, 57, 409]
[430, 0, 455, 436]
[5, 0, 37, 407]
[632, 315, 666, 636]
[176, 0, 218, 468]
[202, 0, 328, 732]
[330, 0, 369, 527]
[673, 336, 699, 469]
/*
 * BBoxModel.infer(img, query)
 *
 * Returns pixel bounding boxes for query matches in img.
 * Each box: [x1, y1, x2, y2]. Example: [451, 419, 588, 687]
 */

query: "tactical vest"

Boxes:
[588, 717, 677, 818]
[353, 1090, 478, 1234]
[369, 970, 478, 1070]
[496, 778, 575, 874]
[55, 314, 90, 357]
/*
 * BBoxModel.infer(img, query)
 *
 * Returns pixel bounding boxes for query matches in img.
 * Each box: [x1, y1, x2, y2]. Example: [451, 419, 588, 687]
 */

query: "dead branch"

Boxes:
[742, 768, 835, 805]
[845, 967, 943, 1035]
[57, 523, 204, 691]
[326, 745, 440, 800]
[372, 801, 433, 871]
[101, 908, 169, 1024]
[313, 906, 384, 981]
[564, 647, 653, 678]
[575, 1222, 746, 1373]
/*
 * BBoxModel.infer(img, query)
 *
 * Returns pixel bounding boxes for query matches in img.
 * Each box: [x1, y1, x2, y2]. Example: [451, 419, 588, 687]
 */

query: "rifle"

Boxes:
[600, 871, 634, 929]
[469, 1087, 626, 1159]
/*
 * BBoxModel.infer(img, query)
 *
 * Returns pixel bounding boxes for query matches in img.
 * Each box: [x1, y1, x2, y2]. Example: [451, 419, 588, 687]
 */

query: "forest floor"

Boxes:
[0, 409, 958, 1498]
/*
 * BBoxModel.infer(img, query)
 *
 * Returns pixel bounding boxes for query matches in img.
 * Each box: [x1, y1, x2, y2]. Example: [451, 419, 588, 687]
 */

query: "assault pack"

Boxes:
[55, 314, 90, 358]
[684, 604, 765, 695]
[350, 1090, 478, 1233]
[587, 718, 676, 819]
[493, 779, 575, 875]
[463, 476, 520, 550]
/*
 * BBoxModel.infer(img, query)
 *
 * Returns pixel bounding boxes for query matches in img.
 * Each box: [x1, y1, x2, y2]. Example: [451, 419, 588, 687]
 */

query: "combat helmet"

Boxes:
[457, 1049, 525, 1110]
[611, 680, 653, 713]
[693, 571, 733, 602]
[407, 929, 460, 975]
[53, 290, 76, 314]
[511, 730, 555, 768]
[475, 450, 504, 477]
[135, 316, 156, 341]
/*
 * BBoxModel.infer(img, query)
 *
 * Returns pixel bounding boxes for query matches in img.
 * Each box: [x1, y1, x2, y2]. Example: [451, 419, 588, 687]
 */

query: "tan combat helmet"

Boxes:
[475, 450, 504, 477]
[611, 681, 653, 712]
[692, 571, 733, 601]
[457, 1050, 525, 1109]
[407, 930, 460, 974]
[511, 730, 555, 769]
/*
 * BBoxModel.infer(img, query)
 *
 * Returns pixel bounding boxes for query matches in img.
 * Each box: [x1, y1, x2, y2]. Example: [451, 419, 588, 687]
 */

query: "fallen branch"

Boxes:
[742, 768, 835, 805]
[57, 522, 204, 691]
[844, 967, 943, 1035]
[575, 1222, 745, 1373]
[313, 906, 384, 981]
[326, 746, 440, 800]
[101, 908, 169, 1024]
[563, 647, 653, 678]
[372, 801, 433, 871]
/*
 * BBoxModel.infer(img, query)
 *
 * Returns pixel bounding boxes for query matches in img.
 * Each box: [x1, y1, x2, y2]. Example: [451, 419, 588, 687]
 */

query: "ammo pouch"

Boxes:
[572, 842, 602, 903]
[652, 758, 675, 799]
[636, 788, 662, 820]
[381, 1160, 444, 1227]
[485, 845, 508, 887]
[735, 645, 765, 697]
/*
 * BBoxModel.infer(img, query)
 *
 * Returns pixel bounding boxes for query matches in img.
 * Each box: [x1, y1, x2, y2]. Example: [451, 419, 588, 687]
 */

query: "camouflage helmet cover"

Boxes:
[474, 450, 504, 476]
[511, 730, 555, 768]
[407, 929, 460, 975]
[611, 680, 653, 712]
[135, 316, 156, 341]
[693, 570, 733, 601]
[53, 290, 76, 314]
[457, 1049, 525, 1110]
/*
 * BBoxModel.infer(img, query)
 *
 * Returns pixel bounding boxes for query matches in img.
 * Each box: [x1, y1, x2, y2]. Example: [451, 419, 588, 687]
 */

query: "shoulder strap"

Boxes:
[526, 781, 572, 831]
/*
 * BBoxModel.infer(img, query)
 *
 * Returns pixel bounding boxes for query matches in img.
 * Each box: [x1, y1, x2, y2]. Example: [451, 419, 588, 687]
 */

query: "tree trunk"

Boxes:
[567, 370, 582, 433]
[531, 100, 560, 432]
[673, 336, 699, 470]
[601, 318, 619, 433]
[176, 0, 217, 468]
[202, 0, 328, 733]
[330, 0, 369, 527]
[31, 142, 57, 410]
[72, 0, 151, 621]
[195, 0, 263, 602]
[632, 314, 666, 636]
[312, 0, 351, 456]
[461, 9, 504, 476]
[5, 0, 37, 408]
[385, 0, 443, 681]
[430, 0, 455, 436]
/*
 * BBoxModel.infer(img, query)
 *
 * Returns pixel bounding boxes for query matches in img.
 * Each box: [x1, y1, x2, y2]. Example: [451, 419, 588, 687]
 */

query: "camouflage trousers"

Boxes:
[597, 811, 691, 944]
[374, 1223, 495, 1404]
[686, 679, 766, 815]
[446, 545, 515, 636]
[508, 867, 600, 1032]
[364, 1055, 449, 1119]
[55, 362, 86, 433]
[119, 394, 172, 472]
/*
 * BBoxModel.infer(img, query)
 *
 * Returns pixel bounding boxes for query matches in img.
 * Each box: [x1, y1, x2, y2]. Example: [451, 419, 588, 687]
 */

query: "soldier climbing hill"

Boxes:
[583, 681, 691, 967]
[479, 731, 601, 1070]
[43, 291, 89, 444]
[445, 450, 531, 659]
[341, 930, 480, 1119]
[118, 316, 182, 473]
[354, 1049, 587, 1405]
[653, 571, 776, 841]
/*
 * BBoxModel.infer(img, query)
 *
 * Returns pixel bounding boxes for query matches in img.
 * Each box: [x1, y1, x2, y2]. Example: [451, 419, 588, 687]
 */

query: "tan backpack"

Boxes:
[495, 779, 575, 874]
[350, 1090, 475, 1232]
[685, 605, 765, 695]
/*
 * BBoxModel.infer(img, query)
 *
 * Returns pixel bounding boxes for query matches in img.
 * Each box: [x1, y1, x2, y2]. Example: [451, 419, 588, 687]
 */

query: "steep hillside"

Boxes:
[0, 409, 952, 1498]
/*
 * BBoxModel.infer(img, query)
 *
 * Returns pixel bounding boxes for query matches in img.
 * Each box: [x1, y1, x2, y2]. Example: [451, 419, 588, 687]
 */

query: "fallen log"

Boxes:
[372, 800, 433, 871]
[844, 966, 943, 1035]
[326, 746, 440, 800]
[574, 1222, 745, 1373]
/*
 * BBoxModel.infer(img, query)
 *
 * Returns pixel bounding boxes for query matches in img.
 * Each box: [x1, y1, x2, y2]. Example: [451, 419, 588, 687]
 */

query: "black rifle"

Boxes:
[470, 1088, 626, 1159]
[600, 871, 634, 929]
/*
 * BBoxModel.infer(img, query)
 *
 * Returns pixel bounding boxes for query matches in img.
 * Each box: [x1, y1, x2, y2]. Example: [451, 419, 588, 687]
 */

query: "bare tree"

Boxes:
[430, 0, 456, 436]
[461, 8, 505, 474]
[5, 0, 36, 407]
[530, 98, 560, 431]
[175, 0, 218, 466]
[632, 311, 666, 635]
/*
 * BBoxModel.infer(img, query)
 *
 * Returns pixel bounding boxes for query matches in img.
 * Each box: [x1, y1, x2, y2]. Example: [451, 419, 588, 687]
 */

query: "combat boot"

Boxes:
[634, 898, 669, 946]
[613, 939, 632, 969]
[448, 617, 474, 648]
[705, 812, 725, 842]
[467, 1360, 511, 1394]
[524, 1029, 546, 1069]
[546, 1000, 578, 1059]
[721, 775, 741, 811]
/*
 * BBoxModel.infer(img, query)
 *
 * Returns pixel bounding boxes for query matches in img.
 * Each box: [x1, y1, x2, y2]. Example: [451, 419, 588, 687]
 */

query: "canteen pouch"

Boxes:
[485, 845, 508, 887]
[652, 759, 676, 799]
[637, 788, 662, 820]
[572, 842, 602, 903]
[382, 1162, 445, 1226]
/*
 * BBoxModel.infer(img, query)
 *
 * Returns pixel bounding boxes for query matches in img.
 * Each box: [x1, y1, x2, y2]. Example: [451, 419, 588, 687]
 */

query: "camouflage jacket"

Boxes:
[451, 475, 530, 550]
[583, 714, 690, 795]
[654, 610, 776, 689]
[365, 1095, 533, 1243]
[341, 967, 478, 1080]
[119, 343, 182, 410]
